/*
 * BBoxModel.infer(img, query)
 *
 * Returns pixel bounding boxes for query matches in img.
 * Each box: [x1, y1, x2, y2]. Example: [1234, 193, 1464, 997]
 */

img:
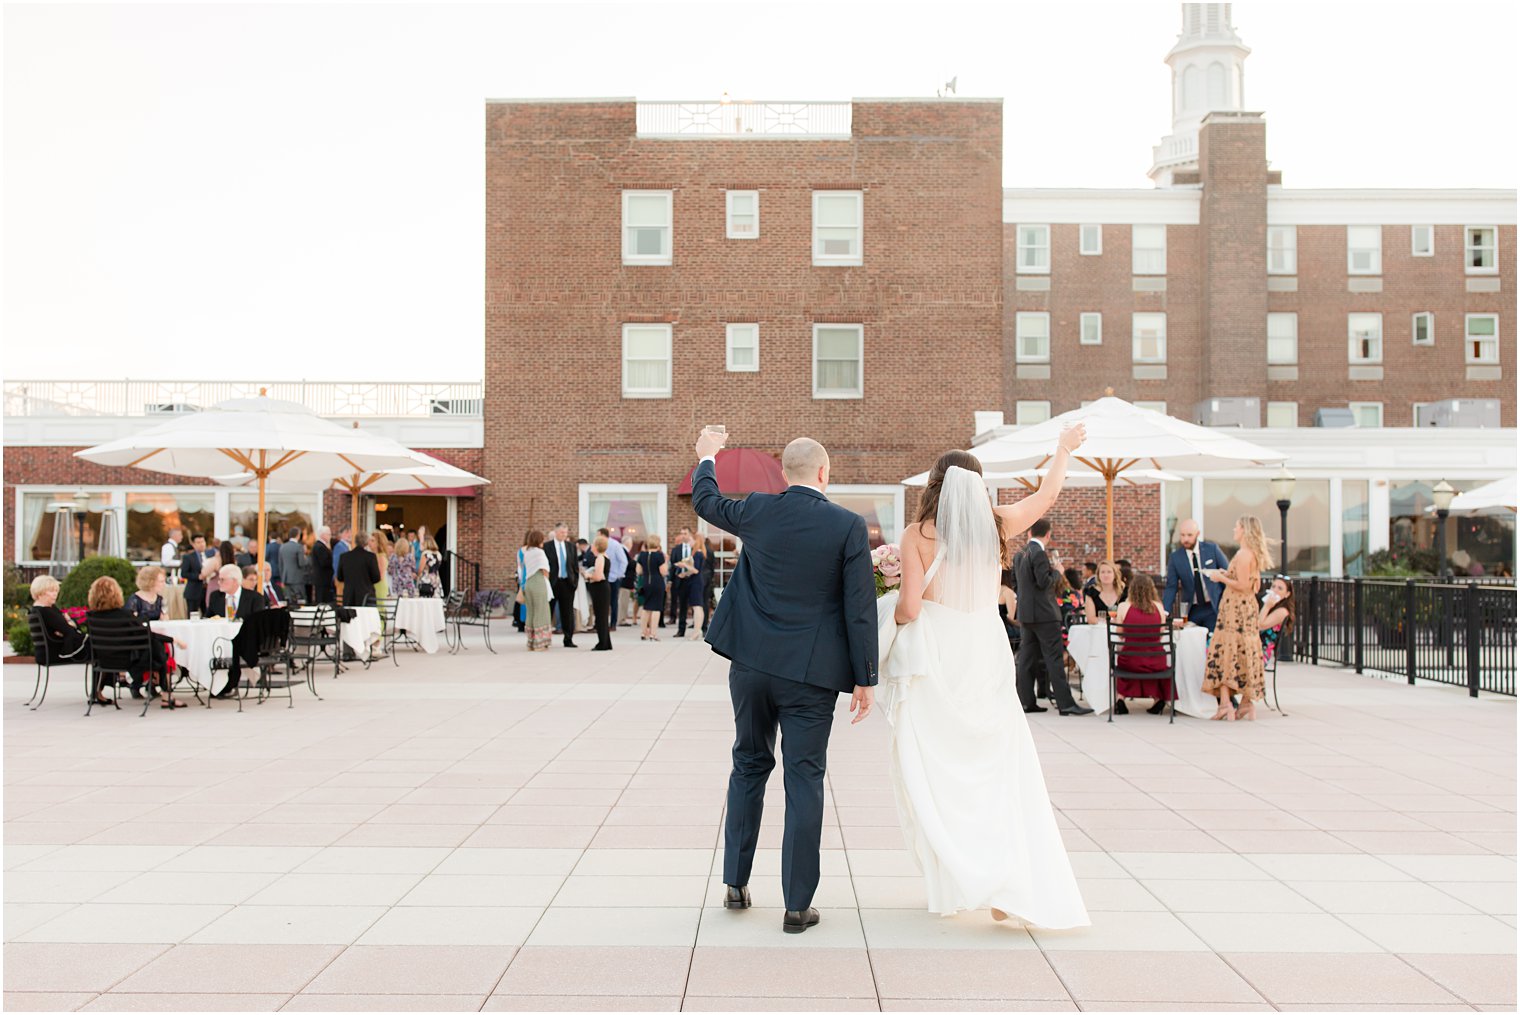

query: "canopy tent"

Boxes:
[970, 397, 1285, 559]
[76, 392, 424, 575]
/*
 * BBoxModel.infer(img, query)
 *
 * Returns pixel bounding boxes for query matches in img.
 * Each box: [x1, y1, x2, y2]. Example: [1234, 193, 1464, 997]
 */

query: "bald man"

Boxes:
[1163, 519, 1225, 631]
[690, 430, 877, 936]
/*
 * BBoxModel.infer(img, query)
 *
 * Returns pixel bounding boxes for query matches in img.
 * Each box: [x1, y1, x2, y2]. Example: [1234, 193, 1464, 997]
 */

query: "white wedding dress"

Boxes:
[878, 466, 1089, 928]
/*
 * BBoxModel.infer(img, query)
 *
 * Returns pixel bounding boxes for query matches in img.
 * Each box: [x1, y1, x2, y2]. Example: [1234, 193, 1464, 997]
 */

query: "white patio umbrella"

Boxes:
[75, 392, 424, 575]
[1446, 475, 1517, 515]
[971, 396, 1286, 559]
[902, 466, 1181, 489]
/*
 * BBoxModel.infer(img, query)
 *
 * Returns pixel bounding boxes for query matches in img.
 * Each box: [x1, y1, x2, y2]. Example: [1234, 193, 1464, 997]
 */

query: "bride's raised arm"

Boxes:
[991, 423, 1087, 535]
[893, 523, 927, 625]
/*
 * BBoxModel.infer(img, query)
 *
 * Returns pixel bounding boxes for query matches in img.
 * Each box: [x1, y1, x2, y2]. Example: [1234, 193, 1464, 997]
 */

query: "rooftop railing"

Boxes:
[636, 100, 851, 138]
[3, 380, 484, 418]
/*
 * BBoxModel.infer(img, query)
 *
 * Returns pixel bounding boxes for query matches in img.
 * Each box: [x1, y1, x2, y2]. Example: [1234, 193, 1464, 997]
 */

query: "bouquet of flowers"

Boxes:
[871, 543, 902, 599]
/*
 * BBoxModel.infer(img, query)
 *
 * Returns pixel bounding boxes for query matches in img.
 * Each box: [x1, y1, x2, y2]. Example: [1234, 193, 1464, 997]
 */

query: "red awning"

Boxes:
[373, 486, 481, 498]
[677, 448, 788, 495]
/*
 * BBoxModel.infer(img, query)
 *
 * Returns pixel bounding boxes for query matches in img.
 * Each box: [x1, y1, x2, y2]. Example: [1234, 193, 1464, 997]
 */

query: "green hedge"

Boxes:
[6, 610, 33, 657]
[58, 556, 138, 609]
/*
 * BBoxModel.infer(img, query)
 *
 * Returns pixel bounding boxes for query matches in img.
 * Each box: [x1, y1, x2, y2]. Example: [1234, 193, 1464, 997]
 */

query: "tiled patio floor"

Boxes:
[4, 627, 1515, 1012]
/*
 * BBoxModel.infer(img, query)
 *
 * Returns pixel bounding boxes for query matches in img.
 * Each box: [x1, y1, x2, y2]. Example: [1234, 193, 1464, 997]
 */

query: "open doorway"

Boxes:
[368, 495, 450, 549]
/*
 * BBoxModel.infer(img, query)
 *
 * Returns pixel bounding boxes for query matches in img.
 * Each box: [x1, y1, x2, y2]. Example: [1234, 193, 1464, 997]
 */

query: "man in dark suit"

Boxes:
[310, 526, 335, 604]
[692, 429, 877, 936]
[339, 534, 382, 607]
[1014, 519, 1095, 716]
[206, 564, 267, 698]
[670, 527, 697, 637]
[180, 533, 208, 616]
[545, 522, 579, 647]
[279, 528, 310, 606]
[1163, 519, 1225, 631]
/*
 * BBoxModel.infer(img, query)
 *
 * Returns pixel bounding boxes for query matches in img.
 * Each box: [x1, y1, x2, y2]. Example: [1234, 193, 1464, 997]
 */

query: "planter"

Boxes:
[4, 655, 36, 665]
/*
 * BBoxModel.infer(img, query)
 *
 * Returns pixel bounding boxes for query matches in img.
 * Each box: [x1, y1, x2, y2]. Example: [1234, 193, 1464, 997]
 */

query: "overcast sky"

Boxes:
[4, 1, 1516, 383]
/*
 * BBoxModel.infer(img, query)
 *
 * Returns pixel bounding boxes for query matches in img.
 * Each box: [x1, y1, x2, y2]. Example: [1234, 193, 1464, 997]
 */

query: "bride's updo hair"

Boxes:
[917, 450, 1009, 566]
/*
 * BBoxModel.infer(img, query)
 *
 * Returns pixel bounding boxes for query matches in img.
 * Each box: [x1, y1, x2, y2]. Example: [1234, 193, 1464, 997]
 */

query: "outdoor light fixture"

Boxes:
[1271, 467, 1295, 574]
[1432, 479, 1455, 578]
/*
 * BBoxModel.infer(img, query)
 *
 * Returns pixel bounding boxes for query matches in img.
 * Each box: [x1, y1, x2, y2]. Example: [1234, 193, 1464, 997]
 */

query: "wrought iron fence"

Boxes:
[1301, 577, 1516, 696]
[636, 101, 852, 137]
[4, 380, 483, 418]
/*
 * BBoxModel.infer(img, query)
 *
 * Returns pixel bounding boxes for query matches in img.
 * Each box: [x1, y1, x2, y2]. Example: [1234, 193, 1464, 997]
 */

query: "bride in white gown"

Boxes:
[878, 431, 1090, 929]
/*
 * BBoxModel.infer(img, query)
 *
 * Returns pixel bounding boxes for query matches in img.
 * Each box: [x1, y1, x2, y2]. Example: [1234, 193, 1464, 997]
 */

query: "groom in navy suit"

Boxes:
[691, 429, 877, 935]
[1163, 519, 1225, 631]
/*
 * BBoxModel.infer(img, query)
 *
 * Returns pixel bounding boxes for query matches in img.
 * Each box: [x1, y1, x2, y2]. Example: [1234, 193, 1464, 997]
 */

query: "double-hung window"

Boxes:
[622, 191, 672, 265]
[813, 324, 863, 398]
[1132, 225, 1166, 275]
[1348, 313, 1383, 364]
[726, 191, 758, 239]
[1079, 312, 1102, 346]
[1015, 313, 1050, 363]
[1267, 312, 1298, 365]
[725, 324, 759, 372]
[1015, 401, 1051, 425]
[1412, 312, 1434, 347]
[1079, 224, 1102, 256]
[622, 324, 672, 397]
[1016, 224, 1050, 273]
[1267, 225, 1297, 274]
[1347, 225, 1381, 274]
[1466, 314, 1499, 364]
[1411, 225, 1434, 257]
[1132, 312, 1167, 363]
[1265, 402, 1298, 428]
[813, 192, 862, 265]
[1465, 226, 1497, 273]
[1349, 402, 1383, 428]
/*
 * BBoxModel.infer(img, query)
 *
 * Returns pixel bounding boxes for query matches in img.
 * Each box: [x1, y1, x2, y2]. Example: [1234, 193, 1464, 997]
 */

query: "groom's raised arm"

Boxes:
[841, 515, 879, 687]
[690, 457, 748, 537]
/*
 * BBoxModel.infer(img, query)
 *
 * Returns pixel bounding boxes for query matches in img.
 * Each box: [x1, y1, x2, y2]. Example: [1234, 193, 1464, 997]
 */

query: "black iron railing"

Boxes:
[1301, 577, 1516, 697]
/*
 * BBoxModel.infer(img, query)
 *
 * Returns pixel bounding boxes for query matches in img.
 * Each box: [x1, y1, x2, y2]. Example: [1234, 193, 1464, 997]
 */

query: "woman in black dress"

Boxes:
[1082, 559, 1128, 624]
[636, 534, 668, 642]
[28, 574, 88, 663]
[127, 566, 189, 708]
[583, 535, 614, 651]
[683, 539, 708, 640]
[85, 576, 151, 706]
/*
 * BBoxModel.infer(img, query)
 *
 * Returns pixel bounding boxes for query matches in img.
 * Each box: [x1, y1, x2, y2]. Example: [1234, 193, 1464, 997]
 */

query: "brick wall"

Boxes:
[1199, 114, 1270, 401]
[483, 99, 1005, 588]
[997, 485, 1161, 569]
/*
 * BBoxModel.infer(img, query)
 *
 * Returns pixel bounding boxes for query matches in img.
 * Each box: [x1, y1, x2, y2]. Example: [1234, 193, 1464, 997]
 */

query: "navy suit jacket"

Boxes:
[690, 458, 877, 694]
[1163, 540, 1226, 613]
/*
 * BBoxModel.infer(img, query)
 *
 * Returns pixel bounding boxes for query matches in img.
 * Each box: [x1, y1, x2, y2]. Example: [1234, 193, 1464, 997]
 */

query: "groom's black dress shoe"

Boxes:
[1059, 705, 1096, 716]
[1023, 705, 1048, 714]
[723, 885, 751, 910]
[783, 908, 820, 934]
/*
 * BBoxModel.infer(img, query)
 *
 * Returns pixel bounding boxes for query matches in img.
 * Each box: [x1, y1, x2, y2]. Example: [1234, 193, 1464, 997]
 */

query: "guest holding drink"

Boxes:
[636, 534, 668, 641]
[1082, 560, 1127, 624]
[1258, 575, 1295, 663]
[521, 530, 552, 651]
[1202, 516, 1273, 721]
[583, 535, 614, 651]
[1111, 572, 1173, 715]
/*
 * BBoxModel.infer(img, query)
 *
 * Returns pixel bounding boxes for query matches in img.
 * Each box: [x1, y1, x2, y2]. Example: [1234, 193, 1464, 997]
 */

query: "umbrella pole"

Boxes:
[257, 467, 268, 579]
[1105, 465, 1115, 562]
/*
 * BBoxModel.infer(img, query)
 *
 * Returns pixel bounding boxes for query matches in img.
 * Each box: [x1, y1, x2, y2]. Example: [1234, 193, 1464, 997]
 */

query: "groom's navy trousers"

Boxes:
[724, 661, 837, 911]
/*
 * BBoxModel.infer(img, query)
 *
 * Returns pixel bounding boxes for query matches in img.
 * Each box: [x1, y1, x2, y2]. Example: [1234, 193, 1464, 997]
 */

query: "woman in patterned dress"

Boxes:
[521, 530, 553, 651]
[388, 537, 418, 597]
[1202, 515, 1273, 721]
[1258, 575, 1295, 663]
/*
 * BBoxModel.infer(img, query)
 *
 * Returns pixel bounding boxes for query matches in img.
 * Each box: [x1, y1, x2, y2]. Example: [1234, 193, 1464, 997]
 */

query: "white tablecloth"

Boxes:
[1066, 622, 1214, 718]
[393, 597, 446, 654]
[150, 617, 242, 689]
[343, 606, 383, 659]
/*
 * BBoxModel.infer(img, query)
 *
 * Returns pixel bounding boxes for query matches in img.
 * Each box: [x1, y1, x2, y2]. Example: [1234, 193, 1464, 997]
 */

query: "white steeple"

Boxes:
[1149, 3, 1251, 186]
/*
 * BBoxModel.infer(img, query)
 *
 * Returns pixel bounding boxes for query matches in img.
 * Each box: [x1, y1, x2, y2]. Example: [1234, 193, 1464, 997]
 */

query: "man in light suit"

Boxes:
[692, 430, 877, 935]
[1163, 519, 1225, 631]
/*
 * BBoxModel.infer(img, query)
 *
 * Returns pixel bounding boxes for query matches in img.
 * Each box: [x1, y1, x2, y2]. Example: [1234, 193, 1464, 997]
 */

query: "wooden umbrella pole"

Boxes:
[256, 450, 268, 578]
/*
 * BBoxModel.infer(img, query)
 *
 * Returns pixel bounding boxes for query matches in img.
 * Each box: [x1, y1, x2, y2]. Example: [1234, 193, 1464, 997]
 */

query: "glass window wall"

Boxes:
[1204, 478, 1330, 575]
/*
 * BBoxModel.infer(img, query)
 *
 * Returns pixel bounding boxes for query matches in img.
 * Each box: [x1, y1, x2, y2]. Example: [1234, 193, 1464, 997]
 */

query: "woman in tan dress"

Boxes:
[1202, 515, 1273, 721]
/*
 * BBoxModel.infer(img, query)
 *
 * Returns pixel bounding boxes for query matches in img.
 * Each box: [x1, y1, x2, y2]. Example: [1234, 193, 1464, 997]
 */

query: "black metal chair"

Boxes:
[1263, 624, 1288, 716]
[84, 612, 153, 718]
[286, 604, 340, 690]
[370, 596, 414, 665]
[1104, 618, 1178, 724]
[25, 608, 88, 711]
[445, 589, 499, 655]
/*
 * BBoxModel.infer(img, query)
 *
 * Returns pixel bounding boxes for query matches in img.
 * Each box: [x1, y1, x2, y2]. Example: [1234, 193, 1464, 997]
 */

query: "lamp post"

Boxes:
[1432, 479, 1456, 579]
[1271, 467, 1296, 574]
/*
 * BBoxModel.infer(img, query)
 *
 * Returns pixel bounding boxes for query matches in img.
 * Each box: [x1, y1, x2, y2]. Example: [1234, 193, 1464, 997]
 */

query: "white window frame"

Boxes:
[1132, 312, 1167, 363]
[578, 483, 667, 553]
[1349, 402, 1384, 428]
[812, 191, 862, 266]
[1412, 402, 1432, 426]
[1016, 224, 1051, 274]
[1465, 313, 1500, 364]
[1132, 224, 1167, 276]
[1265, 402, 1298, 428]
[812, 323, 863, 399]
[725, 323, 759, 372]
[1015, 312, 1051, 363]
[1267, 312, 1298, 365]
[1346, 225, 1382, 275]
[1079, 224, 1102, 256]
[1079, 312, 1102, 346]
[1411, 224, 1434, 257]
[621, 323, 673, 398]
[1267, 225, 1297, 275]
[725, 190, 759, 239]
[1412, 311, 1435, 347]
[1348, 313, 1383, 364]
[825, 484, 906, 545]
[1015, 400, 1051, 425]
[621, 190, 673, 266]
[1134, 401, 1167, 416]
[1465, 225, 1498, 274]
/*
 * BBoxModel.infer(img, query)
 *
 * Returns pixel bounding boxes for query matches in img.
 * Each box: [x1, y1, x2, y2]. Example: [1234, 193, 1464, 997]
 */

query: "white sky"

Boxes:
[4, 1, 1516, 383]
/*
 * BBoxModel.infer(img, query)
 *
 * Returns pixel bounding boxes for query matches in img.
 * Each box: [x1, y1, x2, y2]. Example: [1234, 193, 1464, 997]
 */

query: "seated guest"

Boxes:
[1056, 568, 1085, 636]
[255, 561, 286, 607]
[997, 568, 1020, 653]
[234, 537, 255, 568]
[85, 575, 148, 706]
[1082, 561, 1098, 596]
[1083, 559, 1127, 624]
[1258, 575, 1295, 663]
[1115, 558, 1134, 588]
[1112, 572, 1174, 715]
[28, 575, 88, 664]
[388, 537, 418, 597]
[218, 539, 237, 575]
[341, 533, 383, 607]
[206, 563, 266, 699]
[127, 566, 188, 708]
